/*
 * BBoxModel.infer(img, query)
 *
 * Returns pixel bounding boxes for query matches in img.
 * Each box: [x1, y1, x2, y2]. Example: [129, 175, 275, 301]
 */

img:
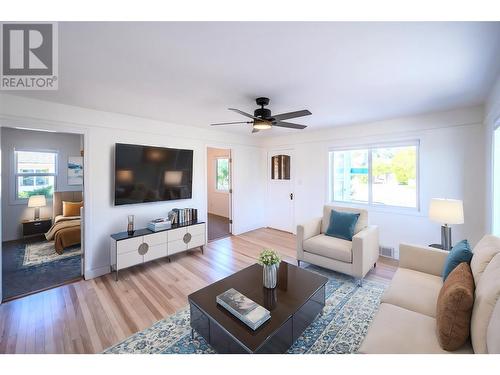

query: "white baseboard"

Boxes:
[84, 265, 110, 280]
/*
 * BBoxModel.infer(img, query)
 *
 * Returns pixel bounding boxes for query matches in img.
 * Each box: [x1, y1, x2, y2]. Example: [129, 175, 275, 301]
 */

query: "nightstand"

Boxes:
[22, 218, 52, 238]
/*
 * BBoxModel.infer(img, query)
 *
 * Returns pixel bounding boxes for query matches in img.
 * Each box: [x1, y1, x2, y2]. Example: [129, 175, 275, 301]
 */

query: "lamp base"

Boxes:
[441, 225, 452, 251]
[34, 207, 40, 220]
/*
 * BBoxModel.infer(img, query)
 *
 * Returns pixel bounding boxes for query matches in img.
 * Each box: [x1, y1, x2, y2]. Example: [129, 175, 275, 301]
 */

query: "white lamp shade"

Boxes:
[429, 198, 464, 225]
[28, 195, 46, 208]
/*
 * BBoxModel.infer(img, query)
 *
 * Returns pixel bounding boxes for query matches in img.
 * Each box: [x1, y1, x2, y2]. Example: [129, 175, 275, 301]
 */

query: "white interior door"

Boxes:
[267, 149, 294, 233]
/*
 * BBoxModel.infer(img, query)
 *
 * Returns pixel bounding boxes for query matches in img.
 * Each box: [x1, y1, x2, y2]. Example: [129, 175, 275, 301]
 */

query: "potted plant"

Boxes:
[258, 248, 281, 289]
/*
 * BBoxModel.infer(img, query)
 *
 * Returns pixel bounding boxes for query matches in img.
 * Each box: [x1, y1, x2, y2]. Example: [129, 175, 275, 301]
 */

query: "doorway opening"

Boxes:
[1, 127, 85, 301]
[207, 147, 232, 241]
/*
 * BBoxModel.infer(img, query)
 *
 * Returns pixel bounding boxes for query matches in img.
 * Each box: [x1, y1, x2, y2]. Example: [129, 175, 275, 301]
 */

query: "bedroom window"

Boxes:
[216, 157, 230, 192]
[329, 142, 419, 209]
[15, 150, 57, 200]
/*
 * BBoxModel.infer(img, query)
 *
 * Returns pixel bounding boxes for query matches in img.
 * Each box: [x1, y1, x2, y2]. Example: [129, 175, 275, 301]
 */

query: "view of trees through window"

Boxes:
[216, 157, 230, 191]
[331, 144, 417, 208]
[15, 150, 57, 199]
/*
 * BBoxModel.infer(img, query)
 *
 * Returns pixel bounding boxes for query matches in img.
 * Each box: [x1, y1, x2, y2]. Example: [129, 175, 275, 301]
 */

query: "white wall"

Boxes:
[207, 147, 230, 218]
[484, 75, 500, 235]
[263, 106, 486, 257]
[0, 93, 266, 279]
[1, 127, 83, 241]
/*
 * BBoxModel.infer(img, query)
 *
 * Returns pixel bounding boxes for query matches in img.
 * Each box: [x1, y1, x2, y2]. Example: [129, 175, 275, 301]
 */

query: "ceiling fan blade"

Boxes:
[272, 110, 311, 121]
[252, 128, 260, 133]
[210, 121, 252, 126]
[228, 108, 263, 121]
[273, 121, 307, 129]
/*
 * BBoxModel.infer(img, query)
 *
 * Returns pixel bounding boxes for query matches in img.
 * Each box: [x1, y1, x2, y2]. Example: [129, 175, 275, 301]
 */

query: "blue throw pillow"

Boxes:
[325, 210, 360, 241]
[442, 239, 473, 281]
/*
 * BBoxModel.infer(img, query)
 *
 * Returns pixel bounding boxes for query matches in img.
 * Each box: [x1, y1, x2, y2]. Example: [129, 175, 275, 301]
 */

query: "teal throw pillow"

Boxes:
[442, 239, 473, 281]
[325, 210, 360, 241]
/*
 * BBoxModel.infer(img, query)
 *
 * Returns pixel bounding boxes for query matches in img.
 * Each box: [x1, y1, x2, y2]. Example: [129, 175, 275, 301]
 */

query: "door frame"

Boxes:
[205, 144, 233, 238]
[0, 116, 91, 303]
[267, 148, 296, 234]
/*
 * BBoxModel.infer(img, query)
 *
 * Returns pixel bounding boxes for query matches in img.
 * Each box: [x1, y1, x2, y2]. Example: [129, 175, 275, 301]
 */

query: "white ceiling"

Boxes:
[14, 22, 500, 136]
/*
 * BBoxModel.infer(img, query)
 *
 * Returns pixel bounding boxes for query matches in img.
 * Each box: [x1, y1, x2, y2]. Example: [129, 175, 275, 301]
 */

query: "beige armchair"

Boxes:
[296, 205, 379, 284]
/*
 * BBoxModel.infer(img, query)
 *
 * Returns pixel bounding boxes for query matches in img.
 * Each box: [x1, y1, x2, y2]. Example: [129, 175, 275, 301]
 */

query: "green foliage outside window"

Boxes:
[18, 185, 54, 199]
[216, 158, 229, 191]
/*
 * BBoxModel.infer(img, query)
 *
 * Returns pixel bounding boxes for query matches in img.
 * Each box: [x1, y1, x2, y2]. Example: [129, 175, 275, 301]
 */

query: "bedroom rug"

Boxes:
[2, 239, 82, 299]
[23, 241, 81, 266]
[104, 266, 387, 354]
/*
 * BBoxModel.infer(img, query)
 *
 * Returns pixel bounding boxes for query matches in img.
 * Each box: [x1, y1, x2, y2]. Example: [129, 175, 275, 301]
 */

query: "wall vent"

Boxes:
[379, 245, 395, 259]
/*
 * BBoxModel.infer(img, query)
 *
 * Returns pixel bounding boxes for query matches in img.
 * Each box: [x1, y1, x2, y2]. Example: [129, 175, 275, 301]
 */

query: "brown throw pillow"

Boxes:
[436, 262, 475, 351]
[62, 201, 83, 217]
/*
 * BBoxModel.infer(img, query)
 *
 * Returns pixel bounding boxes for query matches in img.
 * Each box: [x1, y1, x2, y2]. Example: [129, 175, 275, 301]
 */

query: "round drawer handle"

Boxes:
[183, 233, 192, 244]
[138, 243, 149, 255]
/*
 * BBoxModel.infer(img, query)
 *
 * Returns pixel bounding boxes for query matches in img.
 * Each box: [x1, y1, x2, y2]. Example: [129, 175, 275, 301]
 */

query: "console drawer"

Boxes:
[168, 227, 187, 241]
[168, 239, 187, 255]
[117, 250, 143, 270]
[145, 231, 168, 246]
[144, 243, 167, 262]
[189, 234, 205, 248]
[117, 237, 143, 255]
[187, 223, 205, 236]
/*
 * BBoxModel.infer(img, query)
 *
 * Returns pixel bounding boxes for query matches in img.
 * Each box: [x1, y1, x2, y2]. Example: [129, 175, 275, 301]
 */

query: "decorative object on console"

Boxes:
[216, 288, 271, 330]
[68, 156, 84, 185]
[258, 248, 281, 289]
[28, 195, 46, 220]
[429, 198, 464, 251]
[127, 215, 135, 235]
[147, 217, 171, 232]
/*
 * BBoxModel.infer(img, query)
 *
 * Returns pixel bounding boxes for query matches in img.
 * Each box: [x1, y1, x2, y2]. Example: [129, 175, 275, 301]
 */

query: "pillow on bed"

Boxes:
[62, 201, 83, 217]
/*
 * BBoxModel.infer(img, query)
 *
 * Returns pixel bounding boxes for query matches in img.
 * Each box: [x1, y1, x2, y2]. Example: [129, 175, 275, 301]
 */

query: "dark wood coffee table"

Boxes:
[188, 262, 328, 354]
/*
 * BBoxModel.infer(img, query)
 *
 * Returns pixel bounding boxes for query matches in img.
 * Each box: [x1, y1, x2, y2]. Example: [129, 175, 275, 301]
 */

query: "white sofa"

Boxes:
[359, 235, 500, 354]
[296, 205, 379, 282]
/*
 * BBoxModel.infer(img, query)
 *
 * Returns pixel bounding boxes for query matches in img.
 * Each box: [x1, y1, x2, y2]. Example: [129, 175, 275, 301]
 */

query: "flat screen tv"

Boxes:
[114, 143, 193, 205]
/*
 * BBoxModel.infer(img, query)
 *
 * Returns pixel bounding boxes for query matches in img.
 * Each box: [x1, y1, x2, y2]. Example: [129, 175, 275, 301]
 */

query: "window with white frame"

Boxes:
[329, 142, 418, 209]
[15, 150, 57, 200]
[216, 157, 230, 191]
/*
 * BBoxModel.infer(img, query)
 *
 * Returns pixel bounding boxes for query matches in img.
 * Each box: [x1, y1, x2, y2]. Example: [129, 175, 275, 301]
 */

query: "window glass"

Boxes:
[332, 149, 369, 203]
[330, 143, 418, 209]
[372, 146, 417, 207]
[216, 158, 229, 191]
[15, 150, 57, 199]
[17, 176, 55, 199]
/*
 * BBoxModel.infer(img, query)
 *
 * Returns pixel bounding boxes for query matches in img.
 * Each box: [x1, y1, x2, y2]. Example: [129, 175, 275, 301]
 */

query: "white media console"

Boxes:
[110, 221, 206, 280]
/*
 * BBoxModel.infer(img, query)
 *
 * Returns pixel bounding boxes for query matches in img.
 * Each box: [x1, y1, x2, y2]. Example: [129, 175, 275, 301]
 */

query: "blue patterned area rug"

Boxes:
[104, 266, 387, 354]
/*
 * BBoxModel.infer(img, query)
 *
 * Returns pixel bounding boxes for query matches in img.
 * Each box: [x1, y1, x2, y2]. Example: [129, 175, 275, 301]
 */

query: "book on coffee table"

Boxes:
[216, 288, 270, 330]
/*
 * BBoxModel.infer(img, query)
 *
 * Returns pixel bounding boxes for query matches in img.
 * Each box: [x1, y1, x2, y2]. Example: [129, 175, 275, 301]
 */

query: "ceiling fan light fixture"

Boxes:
[253, 119, 272, 130]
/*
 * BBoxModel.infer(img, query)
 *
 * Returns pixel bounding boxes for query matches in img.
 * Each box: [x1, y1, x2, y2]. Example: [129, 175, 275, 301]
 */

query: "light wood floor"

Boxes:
[0, 228, 397, 354]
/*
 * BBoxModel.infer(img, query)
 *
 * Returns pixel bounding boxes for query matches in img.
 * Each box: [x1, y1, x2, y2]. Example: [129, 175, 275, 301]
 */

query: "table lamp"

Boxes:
[429, 198, 464, 250]
[28, 195, 46, 220]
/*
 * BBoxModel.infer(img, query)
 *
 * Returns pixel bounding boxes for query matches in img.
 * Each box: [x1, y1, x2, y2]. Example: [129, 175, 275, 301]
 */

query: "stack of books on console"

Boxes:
[147, 218, 171, 232]
[216, 288, 271, 330]
[171, 208, 198, 224]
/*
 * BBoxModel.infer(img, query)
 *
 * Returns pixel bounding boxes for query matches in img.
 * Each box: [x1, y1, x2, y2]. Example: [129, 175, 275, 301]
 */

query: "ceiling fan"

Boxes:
[210, 97, 311, 133]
